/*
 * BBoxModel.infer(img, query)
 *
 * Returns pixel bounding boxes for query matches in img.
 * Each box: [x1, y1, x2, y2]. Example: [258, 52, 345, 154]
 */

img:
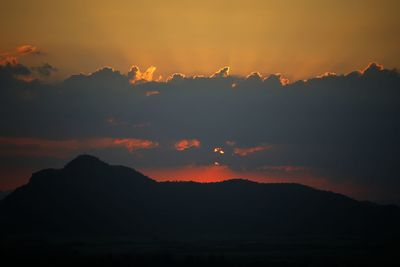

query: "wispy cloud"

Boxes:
[175, 139, 201, 151]
[0, 136, 159, 158]
[234, 145, 272, 156]
[16, 44, 41, 55]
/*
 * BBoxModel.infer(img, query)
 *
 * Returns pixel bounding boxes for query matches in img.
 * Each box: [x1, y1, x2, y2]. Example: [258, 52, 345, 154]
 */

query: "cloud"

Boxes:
[0, 44, 41, 65]
[167, 73, 186, 83]
[16, 44, 41, 55]
[0, 136, 159, 158]
[246, 72, 263, 81]
[225, 140, 236, 146]
[361, 62, 384, 75]
[0, 55, 18, 65]
[211, 66, 230, 78]
[175, 139, 201, 151]
[32, 63, 57, 76]
[145, 90, 160, 97]
[316, 72, 337, 78]
[263, 73, 289, 86]
[0, 57, 32, 79]
[1, 62, 400, 204]
[233, 145, 272, 156]
[113, 138, 158, 151]
[128, 65, 157, 83]
[0, 62, 31, 76]
[0, 46, 53, 82]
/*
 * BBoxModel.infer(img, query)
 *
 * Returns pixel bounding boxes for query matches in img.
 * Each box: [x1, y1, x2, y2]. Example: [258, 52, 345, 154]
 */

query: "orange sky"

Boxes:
[1, 0, 399, 81]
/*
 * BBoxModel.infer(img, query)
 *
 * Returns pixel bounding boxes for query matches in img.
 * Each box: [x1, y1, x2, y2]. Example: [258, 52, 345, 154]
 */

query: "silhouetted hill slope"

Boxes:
[0, 190, 11, 201]
[1, 155, 399, 239]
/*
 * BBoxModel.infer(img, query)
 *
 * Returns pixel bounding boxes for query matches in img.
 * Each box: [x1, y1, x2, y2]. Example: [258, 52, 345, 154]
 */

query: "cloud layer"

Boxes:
[0, 59, 399, 204]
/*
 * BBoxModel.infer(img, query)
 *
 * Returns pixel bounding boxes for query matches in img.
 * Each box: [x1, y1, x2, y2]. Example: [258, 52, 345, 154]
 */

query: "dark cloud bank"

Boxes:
[0, 61, 399, 204]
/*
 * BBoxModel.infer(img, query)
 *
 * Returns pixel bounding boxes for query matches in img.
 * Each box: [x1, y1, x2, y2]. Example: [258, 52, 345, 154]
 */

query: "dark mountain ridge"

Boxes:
[0, 190, 11, 201]
[1, 155, 399, 240]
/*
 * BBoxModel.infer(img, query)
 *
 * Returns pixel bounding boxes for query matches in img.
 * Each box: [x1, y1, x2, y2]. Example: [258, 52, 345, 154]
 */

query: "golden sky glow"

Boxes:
[1, 0, 399, 80]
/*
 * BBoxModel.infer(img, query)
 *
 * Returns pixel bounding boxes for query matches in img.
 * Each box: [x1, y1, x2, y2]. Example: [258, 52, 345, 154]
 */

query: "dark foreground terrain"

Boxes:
[1, 234, 399, 267]
[1, 155, 399, 266]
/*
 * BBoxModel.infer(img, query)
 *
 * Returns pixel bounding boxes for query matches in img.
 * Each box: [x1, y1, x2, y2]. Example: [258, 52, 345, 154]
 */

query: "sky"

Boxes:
[0, 0, 399, 204]
[1, 0, 399, 80]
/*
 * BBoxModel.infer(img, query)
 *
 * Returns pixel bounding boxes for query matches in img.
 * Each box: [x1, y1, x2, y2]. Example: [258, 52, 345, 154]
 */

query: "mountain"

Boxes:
[0, 190, 11, 201]
[1, 155, 399, 239]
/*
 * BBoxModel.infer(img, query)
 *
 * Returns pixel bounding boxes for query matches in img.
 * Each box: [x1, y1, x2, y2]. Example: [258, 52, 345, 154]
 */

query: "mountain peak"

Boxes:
[64, 154, 108, 170]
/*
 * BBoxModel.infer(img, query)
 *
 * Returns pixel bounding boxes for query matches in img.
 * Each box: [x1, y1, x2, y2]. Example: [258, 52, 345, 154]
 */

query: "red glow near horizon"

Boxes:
[139, 164, 366, 200]
[141, 164, 316, 184]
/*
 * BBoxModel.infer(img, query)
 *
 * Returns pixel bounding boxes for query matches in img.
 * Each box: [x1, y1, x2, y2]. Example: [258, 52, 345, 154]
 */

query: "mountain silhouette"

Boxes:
[0, 190, 11, 201]
[1, 155, 399, 239]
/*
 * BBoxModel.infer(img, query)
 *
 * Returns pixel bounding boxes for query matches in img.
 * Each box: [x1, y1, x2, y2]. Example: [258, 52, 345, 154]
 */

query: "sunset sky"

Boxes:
[0, 0, 399, 204]
[1, 0, 399, 80]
